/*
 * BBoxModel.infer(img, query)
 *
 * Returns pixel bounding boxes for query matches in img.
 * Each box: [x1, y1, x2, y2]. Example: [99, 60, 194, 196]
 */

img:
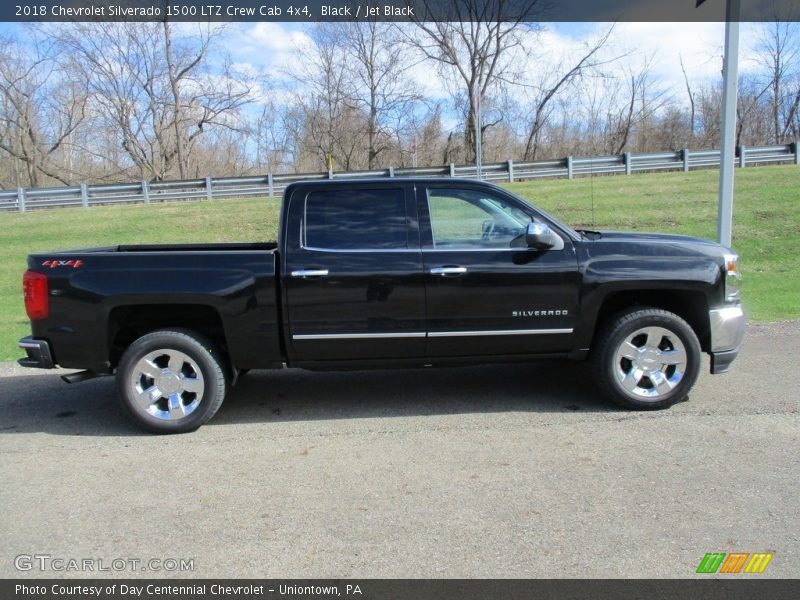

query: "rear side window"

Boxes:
[304, 188, 408, 250]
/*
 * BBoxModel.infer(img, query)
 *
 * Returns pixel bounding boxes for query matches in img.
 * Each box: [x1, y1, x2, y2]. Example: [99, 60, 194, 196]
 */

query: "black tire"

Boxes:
[116, 328, 227, 433]
[591, 307, 701, 410]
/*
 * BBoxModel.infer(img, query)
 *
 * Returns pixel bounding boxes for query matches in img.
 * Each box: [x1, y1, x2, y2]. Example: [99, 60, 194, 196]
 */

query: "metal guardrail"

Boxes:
[1, 143, 798, 212]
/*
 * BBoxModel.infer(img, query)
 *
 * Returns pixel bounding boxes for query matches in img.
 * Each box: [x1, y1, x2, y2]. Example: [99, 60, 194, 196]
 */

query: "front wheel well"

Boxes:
[108, 304, 228, 369]
[594, 290, 711, 352]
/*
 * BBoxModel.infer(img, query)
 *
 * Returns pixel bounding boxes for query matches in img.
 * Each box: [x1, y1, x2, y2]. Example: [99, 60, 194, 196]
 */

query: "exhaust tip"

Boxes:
[61, 370, 100, 384]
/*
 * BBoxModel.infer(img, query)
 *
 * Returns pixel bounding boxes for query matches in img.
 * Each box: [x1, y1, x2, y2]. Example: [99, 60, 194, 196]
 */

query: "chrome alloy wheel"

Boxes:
[130, 349, 205, 420]
[613, 326, 688, 400]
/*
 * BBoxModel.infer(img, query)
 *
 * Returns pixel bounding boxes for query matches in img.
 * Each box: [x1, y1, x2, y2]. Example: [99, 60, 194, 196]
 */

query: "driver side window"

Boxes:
[427, 188, 531, 249]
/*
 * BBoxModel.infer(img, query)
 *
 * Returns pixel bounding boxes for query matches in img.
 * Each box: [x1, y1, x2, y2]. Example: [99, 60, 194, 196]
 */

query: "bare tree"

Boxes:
[736, 74, 772, 146]
[679, 54, 696, 140]
[405, 0, 542, 162]
[50, 23, 251, 181]
[0, 33, 87, 186]
[520, 25, 616, 160]
[343, 21, 422, 169]
[605, 57, 669, 154]
[782, 84, 800, 140]
[8, 18, 800, 187]
[163, 21, 204, 180]
[755, 20, 800, 142]
[608, 71, 641, 154]
[251, 98, 297, 174]
[289, 24, 362, 170]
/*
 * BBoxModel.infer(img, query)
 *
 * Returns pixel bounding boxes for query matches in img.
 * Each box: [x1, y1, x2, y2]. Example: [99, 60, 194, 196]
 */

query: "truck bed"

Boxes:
[26, 243, 282, 372]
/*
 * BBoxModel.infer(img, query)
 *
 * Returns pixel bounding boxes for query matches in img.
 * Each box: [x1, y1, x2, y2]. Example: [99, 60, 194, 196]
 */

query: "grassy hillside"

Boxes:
[1, 164, 797, 361]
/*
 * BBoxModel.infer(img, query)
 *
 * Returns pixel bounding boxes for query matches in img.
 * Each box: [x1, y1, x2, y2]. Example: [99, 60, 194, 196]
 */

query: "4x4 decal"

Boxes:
[42, 259, 83, 269]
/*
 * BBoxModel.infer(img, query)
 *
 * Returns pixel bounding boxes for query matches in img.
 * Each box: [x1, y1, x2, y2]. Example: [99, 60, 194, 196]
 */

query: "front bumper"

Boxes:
[18, 336, 55, 369]
[708, 305, 746, 374]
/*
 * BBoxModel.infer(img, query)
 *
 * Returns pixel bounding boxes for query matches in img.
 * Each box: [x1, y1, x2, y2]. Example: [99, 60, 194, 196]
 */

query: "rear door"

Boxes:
[283, 182, 426, 362]
[418, 183, 581, 358]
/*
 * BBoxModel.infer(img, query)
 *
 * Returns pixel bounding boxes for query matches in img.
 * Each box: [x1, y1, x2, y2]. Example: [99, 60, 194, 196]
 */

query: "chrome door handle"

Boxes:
[430, 266, 467, 276]
[291, 269, 329, 278]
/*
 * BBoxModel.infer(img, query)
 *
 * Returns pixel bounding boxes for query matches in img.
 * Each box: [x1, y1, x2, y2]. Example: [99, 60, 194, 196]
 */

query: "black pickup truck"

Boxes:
[19, 178, 745, 433]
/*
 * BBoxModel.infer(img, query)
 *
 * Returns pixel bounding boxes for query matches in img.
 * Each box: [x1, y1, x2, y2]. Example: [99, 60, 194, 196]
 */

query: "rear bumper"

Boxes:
[708, 305, 746, 374]
[18, 337, 55, 369]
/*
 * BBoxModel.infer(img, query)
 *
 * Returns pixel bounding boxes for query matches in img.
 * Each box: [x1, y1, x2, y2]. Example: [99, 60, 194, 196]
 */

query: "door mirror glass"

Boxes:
[526, 222, 558, 250]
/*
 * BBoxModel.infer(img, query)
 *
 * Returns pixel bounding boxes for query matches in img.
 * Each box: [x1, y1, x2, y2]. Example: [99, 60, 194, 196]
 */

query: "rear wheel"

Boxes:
[116, 329, 227, 433]
[592, 308, 701, 410]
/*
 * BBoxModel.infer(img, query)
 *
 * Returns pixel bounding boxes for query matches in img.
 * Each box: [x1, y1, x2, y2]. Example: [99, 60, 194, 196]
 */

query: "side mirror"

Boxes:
[526, 222, 557, 250]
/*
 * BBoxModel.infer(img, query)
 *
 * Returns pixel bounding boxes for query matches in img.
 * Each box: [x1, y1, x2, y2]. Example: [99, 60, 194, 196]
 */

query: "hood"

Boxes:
[584, 231, 733, 257]
[578, 230, 733, 262]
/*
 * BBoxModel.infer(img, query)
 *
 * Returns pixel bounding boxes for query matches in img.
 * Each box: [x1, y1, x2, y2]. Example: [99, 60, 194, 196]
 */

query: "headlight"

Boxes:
[723, 253, 741, 302]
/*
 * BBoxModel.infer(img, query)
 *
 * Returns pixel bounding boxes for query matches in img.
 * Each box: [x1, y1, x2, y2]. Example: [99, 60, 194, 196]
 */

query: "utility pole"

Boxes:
[474, 85, 483, 180]
[718, 0, 740, 247]
[698, 0, 740, 248]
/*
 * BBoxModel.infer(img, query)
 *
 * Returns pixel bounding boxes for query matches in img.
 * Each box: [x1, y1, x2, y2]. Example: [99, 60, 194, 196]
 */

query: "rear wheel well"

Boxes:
[108, 305, 228, 369]
[594, 290, 711, 352]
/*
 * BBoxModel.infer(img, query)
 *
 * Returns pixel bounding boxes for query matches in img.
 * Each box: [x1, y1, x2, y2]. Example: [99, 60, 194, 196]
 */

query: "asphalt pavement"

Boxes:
[1, 321, 798, 578]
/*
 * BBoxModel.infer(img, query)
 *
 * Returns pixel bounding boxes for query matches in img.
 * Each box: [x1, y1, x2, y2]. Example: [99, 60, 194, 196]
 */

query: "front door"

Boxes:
[283, 183, 426, 362]
[419, 183, 580, 358]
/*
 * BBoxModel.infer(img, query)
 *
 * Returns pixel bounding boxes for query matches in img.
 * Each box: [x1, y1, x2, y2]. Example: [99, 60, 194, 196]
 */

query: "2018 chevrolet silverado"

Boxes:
[18, 178, 746, 433]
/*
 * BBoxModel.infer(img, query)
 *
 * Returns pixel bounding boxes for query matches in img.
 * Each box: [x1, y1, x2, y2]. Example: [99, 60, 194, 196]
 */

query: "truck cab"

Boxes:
[280, 179, 579, 366]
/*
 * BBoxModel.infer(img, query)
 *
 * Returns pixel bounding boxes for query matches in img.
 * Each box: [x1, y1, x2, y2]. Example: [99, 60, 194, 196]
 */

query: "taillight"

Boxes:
[23, 270, 49, 320]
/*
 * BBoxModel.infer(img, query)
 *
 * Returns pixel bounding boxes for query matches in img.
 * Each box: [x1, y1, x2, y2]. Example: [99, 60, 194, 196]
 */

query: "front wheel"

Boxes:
[591, 308, 701, 410]
[116, 329, 227, 433]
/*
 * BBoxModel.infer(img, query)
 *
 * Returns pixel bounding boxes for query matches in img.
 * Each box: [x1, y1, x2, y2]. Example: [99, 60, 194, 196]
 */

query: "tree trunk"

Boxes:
[164, 22, 187, 180]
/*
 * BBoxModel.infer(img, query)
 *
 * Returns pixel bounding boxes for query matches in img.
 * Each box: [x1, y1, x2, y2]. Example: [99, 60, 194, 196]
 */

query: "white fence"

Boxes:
[2, 143, 798, 212]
